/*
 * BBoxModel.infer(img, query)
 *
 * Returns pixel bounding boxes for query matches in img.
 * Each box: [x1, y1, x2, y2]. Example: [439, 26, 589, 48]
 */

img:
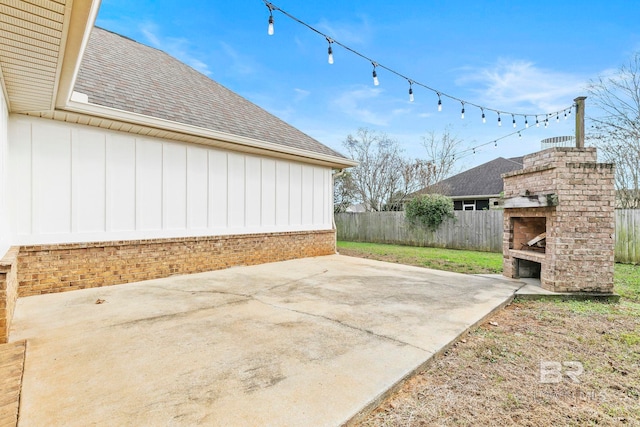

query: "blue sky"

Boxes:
[96, 0, 640, 169]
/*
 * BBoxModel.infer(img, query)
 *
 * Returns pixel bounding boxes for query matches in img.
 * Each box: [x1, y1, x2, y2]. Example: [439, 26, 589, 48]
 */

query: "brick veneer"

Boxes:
[0, 247, 19, 343]
[502, 147, 615, 293]
[16, 230, 336, 297]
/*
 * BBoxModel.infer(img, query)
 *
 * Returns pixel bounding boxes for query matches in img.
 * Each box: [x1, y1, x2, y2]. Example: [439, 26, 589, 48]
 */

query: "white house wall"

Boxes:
[0, 88, 9, 256]
[8, 116, 333, 245]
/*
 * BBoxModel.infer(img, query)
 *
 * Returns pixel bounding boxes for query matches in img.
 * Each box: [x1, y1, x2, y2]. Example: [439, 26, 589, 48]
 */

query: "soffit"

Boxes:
[0, 0, 69, 113]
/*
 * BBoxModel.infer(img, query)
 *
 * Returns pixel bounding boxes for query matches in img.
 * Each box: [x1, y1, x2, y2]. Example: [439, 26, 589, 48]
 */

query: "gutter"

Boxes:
[62, 100, 358, 169]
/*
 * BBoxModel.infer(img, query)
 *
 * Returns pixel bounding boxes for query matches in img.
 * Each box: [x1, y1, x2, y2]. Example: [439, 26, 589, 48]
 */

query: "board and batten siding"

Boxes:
[8, 116, 333, 245]
[0, 87, 9, 257]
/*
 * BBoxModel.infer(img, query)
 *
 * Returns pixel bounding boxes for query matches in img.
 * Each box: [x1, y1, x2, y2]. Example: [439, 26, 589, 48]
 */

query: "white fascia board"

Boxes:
[451, 194, 500, 200]
[63, 100, 358, 169]
[55, 0, 103, 110]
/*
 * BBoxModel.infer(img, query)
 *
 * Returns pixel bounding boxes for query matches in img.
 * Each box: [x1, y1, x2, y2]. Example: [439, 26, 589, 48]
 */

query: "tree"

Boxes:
[587, 52, 640, 208]
[343, 128, 431, 212]
[420, 127, 462, 194]
[333, 171, 356, 213]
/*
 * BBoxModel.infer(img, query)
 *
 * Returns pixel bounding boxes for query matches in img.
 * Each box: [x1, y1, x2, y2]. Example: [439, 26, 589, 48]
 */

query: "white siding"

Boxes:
[7, 116, 333, 244]
[0, 89, 9, 256]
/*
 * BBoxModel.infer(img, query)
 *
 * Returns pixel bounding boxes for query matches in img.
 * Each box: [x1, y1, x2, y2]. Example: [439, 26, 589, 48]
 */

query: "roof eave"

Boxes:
[54, 0, 103, 110]
[61, 100, 358, 169]
[450, 194, 501, 200]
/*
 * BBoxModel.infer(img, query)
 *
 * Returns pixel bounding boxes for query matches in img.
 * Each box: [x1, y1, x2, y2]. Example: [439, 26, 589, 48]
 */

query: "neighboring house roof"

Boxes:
[416, 156, 524, 198]
[74, 27, 345, 161]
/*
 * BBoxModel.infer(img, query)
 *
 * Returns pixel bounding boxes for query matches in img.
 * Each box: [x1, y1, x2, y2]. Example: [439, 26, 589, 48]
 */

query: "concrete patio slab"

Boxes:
[9, 255, 522, 426]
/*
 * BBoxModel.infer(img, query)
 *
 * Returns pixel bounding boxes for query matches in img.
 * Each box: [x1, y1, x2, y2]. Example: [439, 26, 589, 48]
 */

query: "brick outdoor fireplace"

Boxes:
[502, 147, 615, 293]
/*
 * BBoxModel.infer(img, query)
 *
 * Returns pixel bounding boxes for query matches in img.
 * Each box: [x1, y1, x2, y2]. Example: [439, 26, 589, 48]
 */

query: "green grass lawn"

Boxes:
[337, 241, 503, 274]
[345, 241, 640, 426]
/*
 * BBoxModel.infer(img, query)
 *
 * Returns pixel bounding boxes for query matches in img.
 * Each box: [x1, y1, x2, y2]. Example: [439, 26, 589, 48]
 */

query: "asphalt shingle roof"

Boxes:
[74, 27, 346, 159]
[418, 156, 524, 197]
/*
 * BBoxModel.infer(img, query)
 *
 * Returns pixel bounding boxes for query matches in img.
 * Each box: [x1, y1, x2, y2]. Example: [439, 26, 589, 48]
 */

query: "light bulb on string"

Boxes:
[372, 63, 379, 86]
[261, 1, 577, 151]
[494, 141, 497, 149]
[266, 3, 275, 35]
[518, 131, 522, 139]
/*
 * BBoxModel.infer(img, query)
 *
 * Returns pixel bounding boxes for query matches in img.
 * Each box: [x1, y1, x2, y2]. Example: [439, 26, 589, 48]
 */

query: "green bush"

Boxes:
[405, 194, 455, 231]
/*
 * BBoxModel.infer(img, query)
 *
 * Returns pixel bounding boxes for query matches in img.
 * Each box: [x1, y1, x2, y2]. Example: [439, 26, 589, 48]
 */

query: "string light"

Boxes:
[564, 110, 567, 120]
[481, 108, 486, 123]
[494, 140, 497, 149]
[327, 38, 334, 64]
[544, 114, 549, 128]
[461, 102, 465, 119]
[512, 114, 516, 128]
[372, 62, 379, 86]
[266, 2, 275, 35]
[556, 113, 559, 123]
[408, 80, 414, 102]
[525, 116, 529, 128]
[536, 116, 540, 127]
[518, 131, 522, 139]
[262, 1, 573, 129]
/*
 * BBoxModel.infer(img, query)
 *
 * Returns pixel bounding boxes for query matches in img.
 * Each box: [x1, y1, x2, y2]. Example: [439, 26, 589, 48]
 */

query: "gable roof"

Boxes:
[73, 27, 347, 161]
[417, 156, 524, 198]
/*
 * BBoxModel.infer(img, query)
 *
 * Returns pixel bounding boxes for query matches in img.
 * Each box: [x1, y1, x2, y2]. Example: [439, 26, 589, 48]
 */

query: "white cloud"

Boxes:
[457, 59, 588, 112]
[139, 22, 212, 76]
[332, 86, 389, 126]
[315, 15, 372, 45]
[294, 88, 311, 101]
[219, 42, 256, 76]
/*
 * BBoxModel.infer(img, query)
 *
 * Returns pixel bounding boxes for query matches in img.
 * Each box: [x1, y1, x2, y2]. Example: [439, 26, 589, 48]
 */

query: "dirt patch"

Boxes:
[359, 301, 640, 426]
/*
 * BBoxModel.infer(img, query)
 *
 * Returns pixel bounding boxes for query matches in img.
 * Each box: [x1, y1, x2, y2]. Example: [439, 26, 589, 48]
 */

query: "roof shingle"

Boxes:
[74, 27, 346, 159]
[417, 156, 524, 197]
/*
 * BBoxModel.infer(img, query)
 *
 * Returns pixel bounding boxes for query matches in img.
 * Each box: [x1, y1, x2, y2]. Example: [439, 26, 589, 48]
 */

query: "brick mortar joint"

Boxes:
[17, 230, 336, 252]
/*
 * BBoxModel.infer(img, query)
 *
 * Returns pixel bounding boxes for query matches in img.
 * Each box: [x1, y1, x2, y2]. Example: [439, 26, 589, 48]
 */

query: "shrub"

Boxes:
[405, 194, 455, 231]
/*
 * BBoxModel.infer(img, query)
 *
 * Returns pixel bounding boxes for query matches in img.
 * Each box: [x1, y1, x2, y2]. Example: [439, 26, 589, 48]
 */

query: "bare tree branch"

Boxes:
[587, 52, 640, 208]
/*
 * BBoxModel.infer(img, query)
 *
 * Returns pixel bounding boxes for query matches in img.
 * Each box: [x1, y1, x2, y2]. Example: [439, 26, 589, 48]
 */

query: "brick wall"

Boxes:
[502, 147, 615, 293]
[17, 230, 336, 297]
[0, 247, 19, 343]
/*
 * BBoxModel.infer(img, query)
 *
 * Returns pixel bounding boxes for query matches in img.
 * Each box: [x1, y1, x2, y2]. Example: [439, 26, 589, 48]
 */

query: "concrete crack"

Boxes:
[250, 297, 432, 353]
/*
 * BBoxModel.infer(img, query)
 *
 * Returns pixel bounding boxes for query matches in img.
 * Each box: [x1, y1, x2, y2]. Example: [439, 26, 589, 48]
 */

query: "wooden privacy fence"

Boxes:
[336, 209, 640, 263]
[336, 210, 503, 253]
[616, 209, 639, 264]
